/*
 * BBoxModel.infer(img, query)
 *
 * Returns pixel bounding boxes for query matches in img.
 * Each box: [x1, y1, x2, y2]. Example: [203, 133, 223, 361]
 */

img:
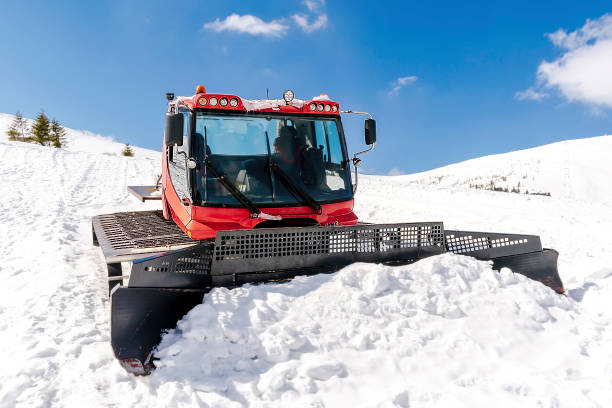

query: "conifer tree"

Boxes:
[49, 118, 67, 148]
[122, 144, 134, 157]
[6, 112, 28, 141]
[30, 112, 51, 146]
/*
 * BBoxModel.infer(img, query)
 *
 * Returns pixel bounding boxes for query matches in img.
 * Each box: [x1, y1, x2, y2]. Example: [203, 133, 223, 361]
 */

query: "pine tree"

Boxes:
[6, 119, 19, 141]
[122, 144, 134, 157]
[6, 112, 28, 141]
[49, 118, 67, 148]
[30, 112, 51, 146]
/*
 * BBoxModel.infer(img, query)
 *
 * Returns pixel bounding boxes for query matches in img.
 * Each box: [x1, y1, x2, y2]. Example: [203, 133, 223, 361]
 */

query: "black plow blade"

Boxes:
[110, 287, 207, 375]
[492, 248, 563, 294]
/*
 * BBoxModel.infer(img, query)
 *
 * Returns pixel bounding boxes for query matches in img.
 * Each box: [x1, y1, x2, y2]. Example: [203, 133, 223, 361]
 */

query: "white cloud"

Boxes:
[387, 168, 405, 176]
[304, 0, 325, 12]
[389, 76, 418, 96]
[535, 14, 612, 108]
[515, 87, 549, 101]
[204, 1, 328, 37]
[292, 13, 328, 33]
[292, 0, 328, 32]
[203, 14, 288, 37]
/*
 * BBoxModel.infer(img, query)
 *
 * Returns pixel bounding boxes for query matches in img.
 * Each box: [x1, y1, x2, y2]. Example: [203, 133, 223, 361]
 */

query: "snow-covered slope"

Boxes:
[391, 135, 612, 204]
[0, 126, 610, 407]
[0, 113, 160, 160]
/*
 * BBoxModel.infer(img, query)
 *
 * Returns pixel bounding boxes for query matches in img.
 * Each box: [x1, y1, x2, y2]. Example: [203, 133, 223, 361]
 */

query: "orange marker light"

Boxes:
[196, 85, 206, 94]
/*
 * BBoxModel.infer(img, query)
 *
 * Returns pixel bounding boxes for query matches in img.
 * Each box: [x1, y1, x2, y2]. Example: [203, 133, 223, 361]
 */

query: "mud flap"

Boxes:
[492, 248, 564, 294]
[110, 287, 206, 374]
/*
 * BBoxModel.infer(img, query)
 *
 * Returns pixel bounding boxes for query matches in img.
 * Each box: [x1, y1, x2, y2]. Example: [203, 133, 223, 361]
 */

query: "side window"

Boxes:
[168, 110, 192, 201]
[324, 121, 343, 164]
[182, 111, 190, 153]
[313, 120, 343, 164]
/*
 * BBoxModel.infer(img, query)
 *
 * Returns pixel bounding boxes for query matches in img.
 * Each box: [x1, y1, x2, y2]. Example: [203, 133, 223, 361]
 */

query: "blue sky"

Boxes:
[1, 1, 611, 174]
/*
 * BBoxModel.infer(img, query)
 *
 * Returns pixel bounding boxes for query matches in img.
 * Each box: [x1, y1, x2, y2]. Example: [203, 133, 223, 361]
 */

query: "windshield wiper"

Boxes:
[203, 157, 261, 217]
[269, 162, 322, 213]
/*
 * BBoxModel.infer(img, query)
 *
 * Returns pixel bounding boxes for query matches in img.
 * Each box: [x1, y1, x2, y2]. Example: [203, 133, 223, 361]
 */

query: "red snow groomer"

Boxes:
[92, 85, 564, 375]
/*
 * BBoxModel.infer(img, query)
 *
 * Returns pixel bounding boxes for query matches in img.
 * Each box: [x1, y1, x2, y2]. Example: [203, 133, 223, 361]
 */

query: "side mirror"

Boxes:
[165, 112, 184, 147]
[365, 118, 376, 145]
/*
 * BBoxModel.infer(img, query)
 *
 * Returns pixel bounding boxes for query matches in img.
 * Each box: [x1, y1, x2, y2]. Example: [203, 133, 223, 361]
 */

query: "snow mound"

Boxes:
[386, 135, 612, 203]
[0, 113, 160, 159]
[153, 255, 596, 407]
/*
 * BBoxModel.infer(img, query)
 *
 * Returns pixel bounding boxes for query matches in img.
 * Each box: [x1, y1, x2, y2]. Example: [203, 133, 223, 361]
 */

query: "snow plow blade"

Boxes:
[108, 222, 563, 374]
[111, 287, 206, 375]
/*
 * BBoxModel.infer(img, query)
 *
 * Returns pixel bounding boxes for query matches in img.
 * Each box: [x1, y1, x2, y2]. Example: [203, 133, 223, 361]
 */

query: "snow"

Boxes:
[387, 135, 612, 203]
[0, 113, 160, 160]
[241, 98, 305, 111]
[0, 115, 611, 407]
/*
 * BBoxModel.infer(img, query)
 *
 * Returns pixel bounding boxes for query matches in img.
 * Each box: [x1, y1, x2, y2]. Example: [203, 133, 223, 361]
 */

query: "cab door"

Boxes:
[167, 109, 193, 223]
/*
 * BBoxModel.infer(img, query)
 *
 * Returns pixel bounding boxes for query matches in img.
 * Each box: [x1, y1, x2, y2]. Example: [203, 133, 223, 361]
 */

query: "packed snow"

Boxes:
[0, 114, 610, 407]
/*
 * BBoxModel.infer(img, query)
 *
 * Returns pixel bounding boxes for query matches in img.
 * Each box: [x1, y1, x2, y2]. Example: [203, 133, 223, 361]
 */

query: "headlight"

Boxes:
[198, 97, 207, 106]
[220, 97, 228, 106]
[283, 90, 294, 103]
[324, 104, 331, 112]
[317, 103, 324, 112]
[209, 97, 218, 106]
[229, 98, 238, 107]
[309, 103, 316, 111]
[332, 105, 338, 112]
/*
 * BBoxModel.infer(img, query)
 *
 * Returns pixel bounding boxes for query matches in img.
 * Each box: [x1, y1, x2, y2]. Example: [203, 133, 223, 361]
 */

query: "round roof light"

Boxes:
[332, 105, 338, 112]
[198, 97, 207, 106]
[317, 103, 324, 112]
[324, 104, 331, 112]
[309, 103, 316, 111]
[283, 90, 294, 103]
[220, 97, 228, 106]
[229, 98, 239, 107]
[209, 97, 218, 106]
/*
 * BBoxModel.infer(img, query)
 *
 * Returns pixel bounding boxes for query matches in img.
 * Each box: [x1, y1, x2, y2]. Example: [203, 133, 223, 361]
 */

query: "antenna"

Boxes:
[266, 88, 269, 99]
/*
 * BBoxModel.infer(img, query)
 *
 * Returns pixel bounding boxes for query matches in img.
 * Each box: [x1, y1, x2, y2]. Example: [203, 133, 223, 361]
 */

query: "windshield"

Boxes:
[192, 112, 352, 207]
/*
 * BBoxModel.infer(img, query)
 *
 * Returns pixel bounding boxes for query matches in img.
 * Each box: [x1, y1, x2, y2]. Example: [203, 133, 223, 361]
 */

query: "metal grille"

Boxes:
[446, 234, 527, 254]
[445, 230, 542, 259]
[96, 211, 193, 250]
[214, 223, 445, 261]
[136, 244, 213, 276]
[92, 211, 196, 262]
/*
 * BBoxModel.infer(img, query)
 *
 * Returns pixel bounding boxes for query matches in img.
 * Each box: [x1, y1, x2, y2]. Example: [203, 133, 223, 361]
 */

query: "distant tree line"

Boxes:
[6, 111, 67, 148]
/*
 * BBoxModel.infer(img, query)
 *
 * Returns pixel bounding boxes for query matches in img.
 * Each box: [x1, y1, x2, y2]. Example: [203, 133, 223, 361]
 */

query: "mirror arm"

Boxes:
[340, 110, 376, 194]
[340, 110, 374, 119]
[351, 142, 376, 193]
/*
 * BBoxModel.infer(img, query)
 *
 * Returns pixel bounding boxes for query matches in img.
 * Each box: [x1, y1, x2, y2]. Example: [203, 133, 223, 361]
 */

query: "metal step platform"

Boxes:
[127, 185, 162, 202]
[92, 210, 197, 263]
[92, 210, 198, 294]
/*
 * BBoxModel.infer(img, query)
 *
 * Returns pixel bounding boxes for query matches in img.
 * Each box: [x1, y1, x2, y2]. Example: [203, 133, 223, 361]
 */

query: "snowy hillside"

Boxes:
[0, 125, 611, 407]
[0, 113, 160, 160]
[391, 135, 612, 204]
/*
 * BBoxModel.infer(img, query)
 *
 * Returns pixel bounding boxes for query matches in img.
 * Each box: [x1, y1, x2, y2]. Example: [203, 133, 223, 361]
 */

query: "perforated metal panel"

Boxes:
[445, 230, 542, 259]
[92, 211, 196, 262]
[212, 223, 446, 275]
